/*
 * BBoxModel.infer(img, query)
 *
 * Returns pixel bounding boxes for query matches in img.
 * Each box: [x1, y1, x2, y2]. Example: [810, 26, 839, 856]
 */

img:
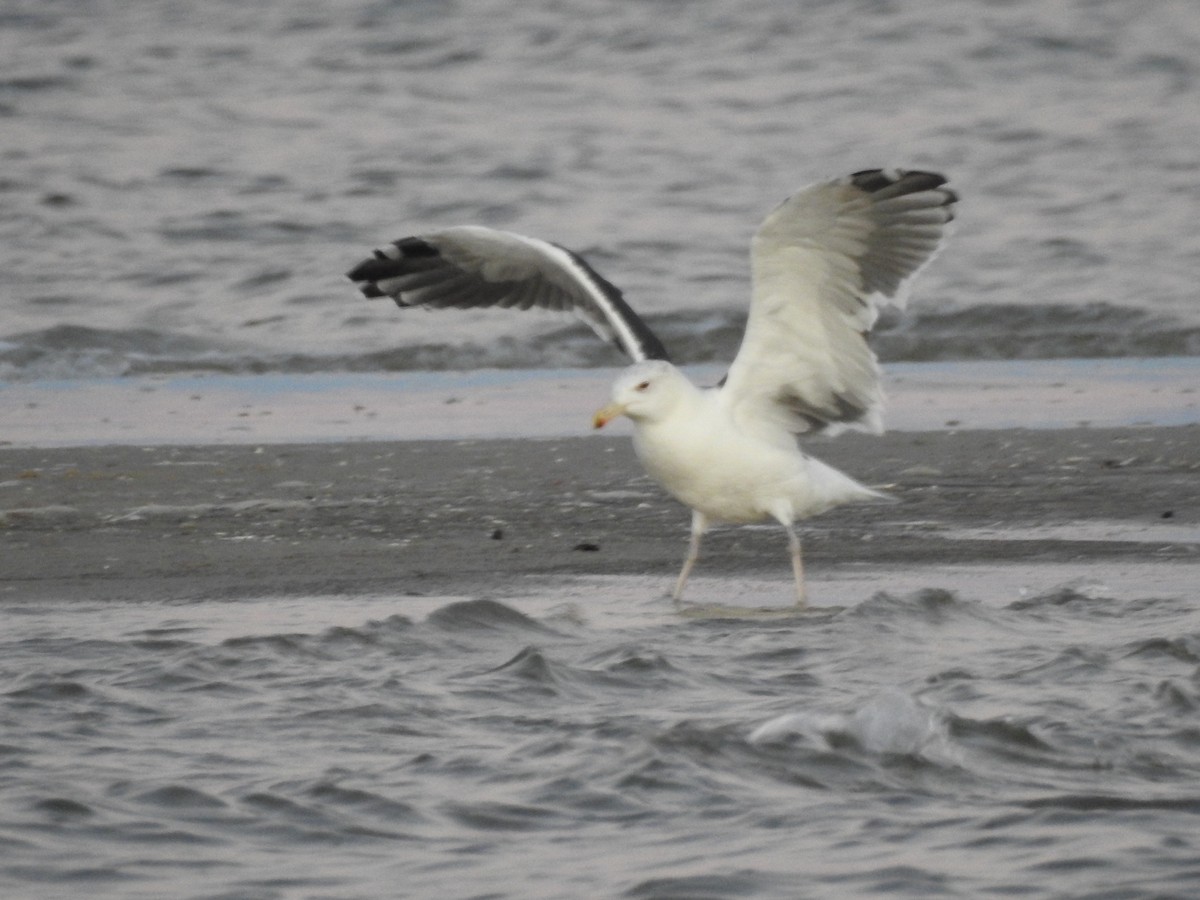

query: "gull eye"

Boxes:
[634, 380, 651, 392]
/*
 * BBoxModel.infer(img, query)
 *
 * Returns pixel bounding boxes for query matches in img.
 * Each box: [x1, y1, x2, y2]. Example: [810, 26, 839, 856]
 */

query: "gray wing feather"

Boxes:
[719, 169, 957, 437]
[347, 225, 669, 363]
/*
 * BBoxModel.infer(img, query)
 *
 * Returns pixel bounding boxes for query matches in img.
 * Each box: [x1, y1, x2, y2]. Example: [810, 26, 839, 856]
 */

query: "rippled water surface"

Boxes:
[3, 0, 1200, 379]
[5, 573, 1200, 898]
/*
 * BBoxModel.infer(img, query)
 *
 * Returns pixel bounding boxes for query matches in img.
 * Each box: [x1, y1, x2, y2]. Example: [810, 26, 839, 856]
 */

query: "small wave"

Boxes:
[874, 301, 1200, 362]
[316, 614, 417, 652]
[1122, 636, 1200, 664]
[220, 632, 314, 658]
[1022, 793, 1200, 814]
[471, 645, 601, 701]
[941, 713, 1112, 776]
[1153, 679, 1198, 713]
[6, 680, 93, 701]
[947, 714, 1057, 754]
[0, 74, 79, 93]
[3, 300, 1198, 381]
[304, 781, 426, 823]
[847, 588, 991, 629]
[1007, 582, 1118, 612]
[132, 784, 228, 812]
[441, 798, 561, 832]
[426, 598, 556, 634]
[627, 871, 765, 900]
[0, 324, 241, 381]
[486, 645, 561, 683]
[241, 790, 327, 822]
[0, 506, 85, 529]
[32, 797, 95, 820]
[582, 645, 689, 690]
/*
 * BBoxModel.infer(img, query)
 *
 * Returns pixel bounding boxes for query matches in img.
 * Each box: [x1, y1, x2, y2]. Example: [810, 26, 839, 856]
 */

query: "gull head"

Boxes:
[592, 359, 686, 429]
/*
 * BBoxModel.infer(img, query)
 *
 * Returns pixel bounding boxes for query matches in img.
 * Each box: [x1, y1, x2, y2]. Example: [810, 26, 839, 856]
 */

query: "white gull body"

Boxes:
[347, 169, 957, 605]
[595, 360, 885, 604]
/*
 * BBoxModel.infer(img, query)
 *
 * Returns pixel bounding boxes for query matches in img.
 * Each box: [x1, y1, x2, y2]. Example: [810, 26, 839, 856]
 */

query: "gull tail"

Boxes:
[804, 455, 895, 513]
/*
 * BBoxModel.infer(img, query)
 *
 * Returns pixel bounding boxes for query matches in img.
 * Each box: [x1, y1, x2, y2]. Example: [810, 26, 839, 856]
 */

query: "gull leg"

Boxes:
[785, 523, 806, 608]
[672, 510, 708, 603]
[768, 501, 806, 608]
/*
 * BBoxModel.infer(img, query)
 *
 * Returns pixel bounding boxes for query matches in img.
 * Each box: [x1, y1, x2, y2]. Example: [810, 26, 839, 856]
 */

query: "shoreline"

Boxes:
[3, 426, 1197, 605]
[2, 357, 1198, 448]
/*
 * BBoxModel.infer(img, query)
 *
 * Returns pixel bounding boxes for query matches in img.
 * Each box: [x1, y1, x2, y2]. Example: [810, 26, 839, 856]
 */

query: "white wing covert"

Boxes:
[719, 169, 956, 438]
[347, 225, 669, 363]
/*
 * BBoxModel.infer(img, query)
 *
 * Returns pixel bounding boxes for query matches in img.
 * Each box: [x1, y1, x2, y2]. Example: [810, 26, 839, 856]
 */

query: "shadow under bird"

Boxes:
[347, 169, 957, 606]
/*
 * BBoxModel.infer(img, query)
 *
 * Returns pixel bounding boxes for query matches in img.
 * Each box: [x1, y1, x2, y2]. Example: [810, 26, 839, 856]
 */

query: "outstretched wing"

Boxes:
[347, 225, 669, 363]
[718, 169, 956, 437]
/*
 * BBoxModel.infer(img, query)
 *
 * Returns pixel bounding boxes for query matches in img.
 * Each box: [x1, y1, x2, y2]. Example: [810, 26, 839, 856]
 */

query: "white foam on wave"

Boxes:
[749, 689, 940, 756]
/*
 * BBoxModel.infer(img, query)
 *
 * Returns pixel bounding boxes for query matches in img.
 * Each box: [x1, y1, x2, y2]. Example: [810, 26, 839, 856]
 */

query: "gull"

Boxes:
[347, 169, 957, 606]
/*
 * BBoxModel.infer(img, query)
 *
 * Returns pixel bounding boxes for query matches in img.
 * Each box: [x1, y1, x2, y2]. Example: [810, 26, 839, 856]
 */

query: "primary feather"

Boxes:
[347, 225, 669, 363]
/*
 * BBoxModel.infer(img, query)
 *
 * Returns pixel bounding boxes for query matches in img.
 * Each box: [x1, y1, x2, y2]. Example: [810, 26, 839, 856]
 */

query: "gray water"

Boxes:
[3, 0, 1200, 380]
[4, 581, 1200, 898]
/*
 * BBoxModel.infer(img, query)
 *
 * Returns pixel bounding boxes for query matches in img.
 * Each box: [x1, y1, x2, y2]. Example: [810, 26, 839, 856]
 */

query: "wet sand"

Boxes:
[3, 427, 1198, 604]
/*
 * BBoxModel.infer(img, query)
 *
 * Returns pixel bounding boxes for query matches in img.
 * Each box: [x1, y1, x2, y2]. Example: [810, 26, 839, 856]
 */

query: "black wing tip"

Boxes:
[346, 256, 399, 283]
[392, 236, 440, 258]
[850, 167, 945, 189]
[851, 168, 955, 199]
[345, 235, 442, 288]
[849, 168, 957, 222]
